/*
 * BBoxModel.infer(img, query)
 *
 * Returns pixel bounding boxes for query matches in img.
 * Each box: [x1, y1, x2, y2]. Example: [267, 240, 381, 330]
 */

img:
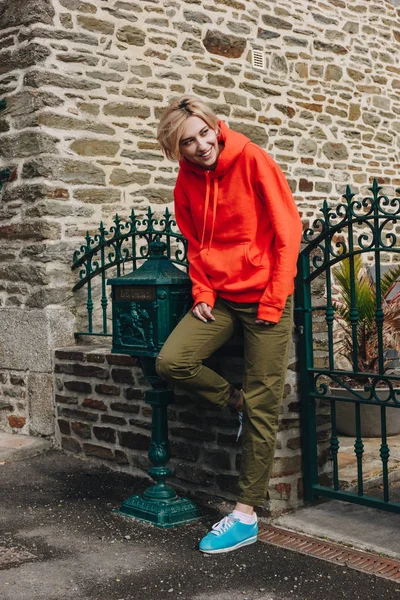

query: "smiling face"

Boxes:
[179, 116, 220, 169]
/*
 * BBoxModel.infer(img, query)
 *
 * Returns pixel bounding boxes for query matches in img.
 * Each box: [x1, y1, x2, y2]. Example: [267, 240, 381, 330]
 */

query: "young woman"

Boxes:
[156, 96, 302, 554]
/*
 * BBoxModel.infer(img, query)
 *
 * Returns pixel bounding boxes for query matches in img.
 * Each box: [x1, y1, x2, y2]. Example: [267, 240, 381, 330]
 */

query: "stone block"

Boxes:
[0, 221, 61, 241]
[103, 102, 150, 118]
[182, 38, 204, 54]
[93, 426, 116, 443]
[28, 372, 54, 436]
[325, 65, 343, 82]
[82, 443, 114, 460]
[118, 430, 150, 450]
[38, 113, 114, 135]
[322, 142, 349, 161]
[70, 139, 119, 157]
[82, 398, 107, 411]
[55, 394, 78, 405]
[73, 188, 120, 204]
[115, 449, 129, 464]
[60, 408, 98, 421]
[0, 263, 48, 285]
[59, 0, 97, 13]
[8, 416, 26, 429]
[61, 436, 81, 453]
[5, 91, 63, 117]
[57, 419, 71, 435]
[106, 354, 137, 366]
[0, 0, 54, 29]
[130, 186, 174, 204]
[77, 102, 100, 116]
[124, 388, 144, 400]
[109, 402, 139, 414]
[109, 169, 150, 186]
[262, 14, 292, 30]
[24, 70, 101, 90]
[55, 350, 85, 361]
[22, 157, 106, 186]
[203, 30, 246, 58]
[0, 43, 50, 76]
[184, 10, 212, 24]
[0, 132, 58, 159]
[60, 13, 73, 28]
[101, 414, 126, 426]
[0, 308, 75, 373]
[229, 122, 268, 147]
[72, 364, 109, 379]
[239, 82, 280, 98]
[95, 384, 120, 396]
[19, 27, 97, 46]
[77, 16, 114, 35]
[71, 421, 91, 439]
[314, 40, 348, 54]
[271, 455, 302, 478]
[87, 70, 124, 82]
[116, 25, 145, 45]
[64, 381, 92, 394]
[111, 368, 134, 384]
[272, 482, 291, 500]
[170, 440, 200, 462]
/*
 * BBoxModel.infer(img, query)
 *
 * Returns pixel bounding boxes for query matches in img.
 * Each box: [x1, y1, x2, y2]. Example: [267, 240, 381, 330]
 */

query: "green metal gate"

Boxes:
[296, 179, 400, 513]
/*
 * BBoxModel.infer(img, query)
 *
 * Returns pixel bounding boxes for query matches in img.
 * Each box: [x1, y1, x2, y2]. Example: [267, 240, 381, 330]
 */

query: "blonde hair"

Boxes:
[157, 96, 219, 161]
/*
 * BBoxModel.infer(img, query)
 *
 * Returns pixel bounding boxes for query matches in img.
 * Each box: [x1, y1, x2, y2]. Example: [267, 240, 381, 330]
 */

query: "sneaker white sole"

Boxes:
[199, 535, 257, 554]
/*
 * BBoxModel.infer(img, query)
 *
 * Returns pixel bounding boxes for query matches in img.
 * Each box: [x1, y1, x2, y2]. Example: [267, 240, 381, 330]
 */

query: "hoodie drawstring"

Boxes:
[200, 171, 211, 249]
[208, 178, 218, 252]
[200, 172, 219, 252]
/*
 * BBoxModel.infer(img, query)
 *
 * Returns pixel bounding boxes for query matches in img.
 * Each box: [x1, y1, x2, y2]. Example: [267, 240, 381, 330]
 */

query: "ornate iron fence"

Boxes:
[72, 208, 188, 337]
[296, 178, 400, 513]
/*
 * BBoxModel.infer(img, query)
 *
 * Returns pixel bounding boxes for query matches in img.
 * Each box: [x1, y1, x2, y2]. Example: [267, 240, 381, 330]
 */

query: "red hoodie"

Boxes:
[174, 121, 302, 323]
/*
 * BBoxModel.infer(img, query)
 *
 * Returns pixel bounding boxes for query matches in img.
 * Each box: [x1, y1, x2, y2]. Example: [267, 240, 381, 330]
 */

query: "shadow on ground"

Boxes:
[0, 450, 399, 600]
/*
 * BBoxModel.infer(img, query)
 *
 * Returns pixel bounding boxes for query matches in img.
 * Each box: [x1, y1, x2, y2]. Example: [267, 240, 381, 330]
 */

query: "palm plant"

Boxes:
[332, 255, 400, 376]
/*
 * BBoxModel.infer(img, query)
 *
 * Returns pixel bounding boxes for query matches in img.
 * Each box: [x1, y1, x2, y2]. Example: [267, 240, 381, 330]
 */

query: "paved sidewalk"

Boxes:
[0, 432, 51, 463]
[0, 435, 400, 600]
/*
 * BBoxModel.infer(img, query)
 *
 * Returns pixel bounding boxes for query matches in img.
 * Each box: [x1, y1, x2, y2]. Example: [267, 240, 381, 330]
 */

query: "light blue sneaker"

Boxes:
[199, 514, 258, 554]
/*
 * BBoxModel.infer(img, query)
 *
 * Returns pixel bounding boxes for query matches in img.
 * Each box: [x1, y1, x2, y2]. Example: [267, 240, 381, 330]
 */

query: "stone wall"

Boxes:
[1, 0, 400, 443]
[54, 340, 307, 516]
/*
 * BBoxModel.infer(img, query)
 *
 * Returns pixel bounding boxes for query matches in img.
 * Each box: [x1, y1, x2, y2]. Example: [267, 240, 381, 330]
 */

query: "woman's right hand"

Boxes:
[192, 302, 215, 323]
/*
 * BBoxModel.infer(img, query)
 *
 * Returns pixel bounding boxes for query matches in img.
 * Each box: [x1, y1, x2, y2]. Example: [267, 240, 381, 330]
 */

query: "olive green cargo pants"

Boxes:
[155, 295, 293, 507]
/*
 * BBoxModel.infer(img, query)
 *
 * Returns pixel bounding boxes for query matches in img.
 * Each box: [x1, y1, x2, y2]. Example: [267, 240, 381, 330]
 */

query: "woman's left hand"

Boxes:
[255, 319, 273, 326]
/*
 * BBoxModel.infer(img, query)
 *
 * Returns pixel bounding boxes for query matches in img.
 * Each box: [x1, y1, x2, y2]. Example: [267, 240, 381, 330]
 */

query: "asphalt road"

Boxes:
[0, 450, 399, 600]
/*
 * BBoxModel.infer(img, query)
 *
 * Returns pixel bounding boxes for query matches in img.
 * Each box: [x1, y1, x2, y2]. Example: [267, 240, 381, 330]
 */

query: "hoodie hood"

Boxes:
[179, 120, 251, 178]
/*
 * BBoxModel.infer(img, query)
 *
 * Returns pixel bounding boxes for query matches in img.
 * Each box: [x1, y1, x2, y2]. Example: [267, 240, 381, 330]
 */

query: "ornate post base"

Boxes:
[115, 386, 199, 528]
[116, 494, 199, 528]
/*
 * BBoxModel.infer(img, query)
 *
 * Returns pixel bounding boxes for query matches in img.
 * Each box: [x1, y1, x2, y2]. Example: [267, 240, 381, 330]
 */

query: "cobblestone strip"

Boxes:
[259, 524, 400, 582]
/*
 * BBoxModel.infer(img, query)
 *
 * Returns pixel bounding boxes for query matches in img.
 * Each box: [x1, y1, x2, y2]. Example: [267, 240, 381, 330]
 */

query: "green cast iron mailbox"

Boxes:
[108, 239, 199, 528]
[109, 239, 190, 361]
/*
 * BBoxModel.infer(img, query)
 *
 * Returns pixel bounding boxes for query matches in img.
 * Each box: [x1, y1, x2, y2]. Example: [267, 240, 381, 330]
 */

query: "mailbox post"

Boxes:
[108, 239, 199, 527]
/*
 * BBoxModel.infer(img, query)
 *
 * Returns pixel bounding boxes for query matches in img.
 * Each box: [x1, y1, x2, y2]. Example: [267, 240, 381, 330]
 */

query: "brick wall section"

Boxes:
[54, 341, 312, 516]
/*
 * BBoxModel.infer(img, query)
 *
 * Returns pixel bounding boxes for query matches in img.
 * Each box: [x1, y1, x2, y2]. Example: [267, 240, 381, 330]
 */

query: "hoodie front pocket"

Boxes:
[245, 244, 267, 268]
[200, 244, 268, 290]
